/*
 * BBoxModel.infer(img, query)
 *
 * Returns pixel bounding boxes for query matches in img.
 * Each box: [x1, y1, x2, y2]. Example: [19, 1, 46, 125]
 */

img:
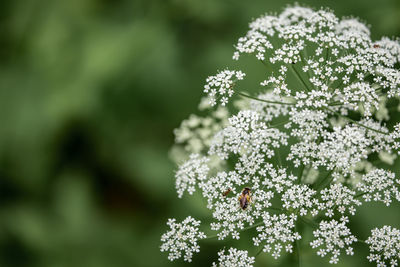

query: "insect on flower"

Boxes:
[222, 188, 232, 197]
[238, 187, 252, 210]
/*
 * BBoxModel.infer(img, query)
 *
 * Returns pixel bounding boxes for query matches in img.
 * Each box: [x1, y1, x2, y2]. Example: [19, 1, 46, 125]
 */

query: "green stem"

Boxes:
[314, 168, 335, 190]
[324, 107, 388, 135]
[294, 224, 302, 267]
[354, 192, 368, 199]
[325, 47, 330, 62]
[328, 102, 344, 106]
[328, 100, 359, 106]
[259, 59, 271, 70]
[241, 221, 264, 231]
[297, 164, 305, 184]
[200, 234, 219, 241]
[276, 148, 283, 167]
[236, 91, 295, 105]
[269, 119, 290, 128]
[255, 246, 264, 258]
[299, 217, 319, 229]
[266, 206, 285, 212]
[201, 221, 264, 241]
[290, 64, 311, 92]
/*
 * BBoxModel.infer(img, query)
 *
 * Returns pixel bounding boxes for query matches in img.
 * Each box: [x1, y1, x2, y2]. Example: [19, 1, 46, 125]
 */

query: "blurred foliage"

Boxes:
[0, 0, 399, 266]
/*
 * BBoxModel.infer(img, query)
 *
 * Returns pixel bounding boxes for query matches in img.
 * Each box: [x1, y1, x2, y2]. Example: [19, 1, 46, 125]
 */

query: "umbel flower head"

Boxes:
[160, 216, 206, 262]
[212, 247, 255, 267]
[310, 217, 357, 264]
[366, 226, 400, 267]
[162, 5, 400, 267]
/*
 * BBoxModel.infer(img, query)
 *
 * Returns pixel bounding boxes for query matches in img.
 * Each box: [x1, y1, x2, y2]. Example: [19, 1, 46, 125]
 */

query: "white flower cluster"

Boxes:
[204, 70, 246, 106]
[248, 92, 292, 122]
[356, 169, 400, 206]
[212, 247, 255, 267]
[310, 218, 357, 264]
[160, 216, 206, 262]
[197, 165, 299, 241]
[206, 170, 275, 240]
[319, 183, 362, 217]
[163, 5, 400, 267]
[232, 6, 400, 113]
[391, 123, 400, 153]
[288, 109, 393, 174]
[173, 100, 229, 155]
[338, 82, 380, 117]
[366, 226, 400, 267]
[253, 212, 301, 259]
[209, 110, 288, 170]
[175, 154, 209, 198]
[281, 184, 318, 216]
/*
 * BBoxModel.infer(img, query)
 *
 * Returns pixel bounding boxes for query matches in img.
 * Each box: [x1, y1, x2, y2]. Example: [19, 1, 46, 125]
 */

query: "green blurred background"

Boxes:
[0, 0, 399, 266]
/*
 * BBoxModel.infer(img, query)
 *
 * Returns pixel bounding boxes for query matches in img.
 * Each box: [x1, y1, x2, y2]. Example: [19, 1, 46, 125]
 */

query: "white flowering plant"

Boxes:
[162, 5, 400, 266]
